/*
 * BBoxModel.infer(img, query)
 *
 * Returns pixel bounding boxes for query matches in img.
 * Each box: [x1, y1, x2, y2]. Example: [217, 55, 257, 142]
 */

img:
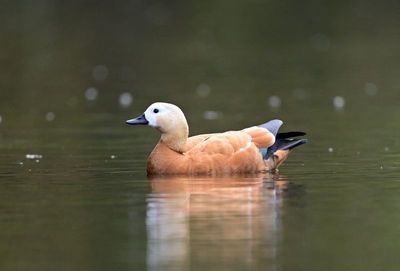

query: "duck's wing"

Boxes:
[242, 126, 275, 148]
[186, 131, 254, 156]
[186, 124, 276, 155]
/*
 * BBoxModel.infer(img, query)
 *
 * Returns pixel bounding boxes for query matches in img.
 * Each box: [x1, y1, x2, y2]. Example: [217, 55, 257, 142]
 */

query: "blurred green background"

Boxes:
[1, 1, 400, 271]
[1, 0, 399, 116]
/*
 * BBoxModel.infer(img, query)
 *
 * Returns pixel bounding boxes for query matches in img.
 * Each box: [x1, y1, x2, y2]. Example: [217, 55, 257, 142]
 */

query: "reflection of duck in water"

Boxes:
[126, 102, 306, 175]
[146, 174, 289, 271]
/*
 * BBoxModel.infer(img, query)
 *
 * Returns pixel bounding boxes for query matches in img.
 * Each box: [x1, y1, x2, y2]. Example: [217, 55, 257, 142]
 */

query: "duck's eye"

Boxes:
[153, 108, 159, 113]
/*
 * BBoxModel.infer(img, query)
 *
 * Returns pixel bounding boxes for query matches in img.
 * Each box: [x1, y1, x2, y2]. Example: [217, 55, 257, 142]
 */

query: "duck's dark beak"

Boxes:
[126, 114, 149, 125]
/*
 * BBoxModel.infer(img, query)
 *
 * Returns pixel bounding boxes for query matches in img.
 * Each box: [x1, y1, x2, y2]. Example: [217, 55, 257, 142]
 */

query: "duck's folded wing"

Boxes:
[184, 131, 266, 173]
[242, 126, 275, 148]
[186, 131, 254, 156]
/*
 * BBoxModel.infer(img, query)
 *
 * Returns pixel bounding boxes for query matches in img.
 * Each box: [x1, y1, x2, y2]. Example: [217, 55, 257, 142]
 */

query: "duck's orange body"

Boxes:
[148, 128, 275, 175]
[126, 102, 306, 175]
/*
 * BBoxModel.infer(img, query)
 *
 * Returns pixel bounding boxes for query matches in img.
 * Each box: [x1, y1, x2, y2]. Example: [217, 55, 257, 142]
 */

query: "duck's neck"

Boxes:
[160, 123, 188, 153]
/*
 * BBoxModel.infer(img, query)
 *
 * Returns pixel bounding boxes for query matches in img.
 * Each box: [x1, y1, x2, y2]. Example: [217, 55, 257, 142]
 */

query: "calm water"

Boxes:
[1, 1, 400, 271]
[1, 106, 400, 271]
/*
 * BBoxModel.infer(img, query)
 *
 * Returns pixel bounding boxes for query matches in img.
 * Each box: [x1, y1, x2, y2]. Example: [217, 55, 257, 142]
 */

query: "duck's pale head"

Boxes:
[126, 102, 189, 152]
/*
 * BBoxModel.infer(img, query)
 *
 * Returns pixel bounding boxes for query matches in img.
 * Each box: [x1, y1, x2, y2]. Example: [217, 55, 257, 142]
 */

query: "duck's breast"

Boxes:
[147, 143, 188, 175]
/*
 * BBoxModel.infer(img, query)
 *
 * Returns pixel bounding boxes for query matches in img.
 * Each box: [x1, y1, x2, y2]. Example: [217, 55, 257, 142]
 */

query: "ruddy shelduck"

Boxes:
[126, 102, 306, 175]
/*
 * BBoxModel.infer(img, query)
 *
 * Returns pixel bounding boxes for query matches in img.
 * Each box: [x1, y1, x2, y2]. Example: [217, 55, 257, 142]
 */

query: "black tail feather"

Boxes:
[264, 137, 307, 159]
[258, 120, 307, 159]
[277, 132, 306, 139]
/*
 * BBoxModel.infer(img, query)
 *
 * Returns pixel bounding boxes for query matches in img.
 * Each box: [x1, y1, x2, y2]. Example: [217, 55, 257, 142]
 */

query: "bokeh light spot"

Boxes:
[268, 96, 282, 109]
[333, 96, 345, 110]
[119, 92, 133, 108]
[85, 87, 98, 101]
[45, 112, 55, 122]
[203, 111, 221, 120]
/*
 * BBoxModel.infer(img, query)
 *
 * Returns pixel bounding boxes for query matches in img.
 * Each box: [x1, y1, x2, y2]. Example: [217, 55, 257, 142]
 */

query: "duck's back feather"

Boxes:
[186, 131, 252, 155]
[184, 131, 264, 174]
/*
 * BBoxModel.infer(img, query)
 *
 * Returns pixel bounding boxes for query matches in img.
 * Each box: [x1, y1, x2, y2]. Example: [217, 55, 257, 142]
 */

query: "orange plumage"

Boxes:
[126, 102, 306, 175]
